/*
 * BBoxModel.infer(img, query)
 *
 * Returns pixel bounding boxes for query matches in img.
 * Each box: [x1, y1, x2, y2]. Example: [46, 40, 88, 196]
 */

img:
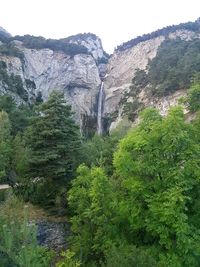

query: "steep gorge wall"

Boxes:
[0, 20, 200, 132]
[103, 29, 200, 129]
[0, 34, 107, 125]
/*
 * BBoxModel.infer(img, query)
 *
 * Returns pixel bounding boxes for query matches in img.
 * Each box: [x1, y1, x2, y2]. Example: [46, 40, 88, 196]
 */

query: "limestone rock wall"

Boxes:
[103, 29, 200, 129]
[0, 27, 200, 130]
[0, 34, 107, 124]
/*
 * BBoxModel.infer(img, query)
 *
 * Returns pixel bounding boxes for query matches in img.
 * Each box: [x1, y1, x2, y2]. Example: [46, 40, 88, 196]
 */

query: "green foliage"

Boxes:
[0, 95, 34, 135]
[14, 35, 89, 56]
[25, 91, 81, 206]
[0, 94, 16, 113]
[0, 61, 28, 101]
[122, 100, 143, 121]
[147, 38, 200, 96]
[113, 106, 200, 266]
[0, 111, 12, 182]
[186, 74, 200, 112]
[0, 188, 10, 203]
[103, 245, 156, 267]
[68, 165, 118, 265]
[66, 106, 200, 266]
[0, 42, 24, 60]
[27, 90, 81, 181]
[81, 121, 131, 175]
[12, 133, 29, 183]
[0, 194, 53, 267]
[56, 250, 81, 267]
[81, 135, 115, 175]
[119, 70, 146, 121]
[81, 114, 97, 139]
[132, 69, 149, 88]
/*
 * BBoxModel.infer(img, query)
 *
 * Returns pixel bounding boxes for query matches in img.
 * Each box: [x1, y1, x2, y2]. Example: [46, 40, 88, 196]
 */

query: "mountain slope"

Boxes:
[0, 33, 108, 125]
[0, 18, 200, 133]
[104, 19, 200, 130]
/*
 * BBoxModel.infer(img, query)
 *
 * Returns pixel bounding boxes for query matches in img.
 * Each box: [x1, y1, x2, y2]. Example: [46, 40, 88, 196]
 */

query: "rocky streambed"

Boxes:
[36, 220, 70, 252]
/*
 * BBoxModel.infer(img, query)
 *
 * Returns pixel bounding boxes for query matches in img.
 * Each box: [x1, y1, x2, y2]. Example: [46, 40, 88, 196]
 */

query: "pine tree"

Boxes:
[26, 91, 81, 202]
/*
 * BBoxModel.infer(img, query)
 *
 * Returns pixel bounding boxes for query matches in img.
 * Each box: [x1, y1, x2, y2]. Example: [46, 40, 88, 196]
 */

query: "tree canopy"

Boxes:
[68, 107, 200, 266]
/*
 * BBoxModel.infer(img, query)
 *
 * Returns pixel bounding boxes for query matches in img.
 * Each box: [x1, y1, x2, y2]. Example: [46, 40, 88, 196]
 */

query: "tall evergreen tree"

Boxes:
[26, 91, 81, 204]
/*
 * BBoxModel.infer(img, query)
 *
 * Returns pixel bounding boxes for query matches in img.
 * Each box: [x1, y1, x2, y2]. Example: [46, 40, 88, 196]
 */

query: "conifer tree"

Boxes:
[26, 91, 81, 202]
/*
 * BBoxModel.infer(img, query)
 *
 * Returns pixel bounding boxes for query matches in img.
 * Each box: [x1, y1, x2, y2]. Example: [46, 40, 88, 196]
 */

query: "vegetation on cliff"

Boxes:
[13, 35, 90, 56]
[121, 38, 200, 121]
[0, 61, 28, 101]
[116, 19, 200, 51]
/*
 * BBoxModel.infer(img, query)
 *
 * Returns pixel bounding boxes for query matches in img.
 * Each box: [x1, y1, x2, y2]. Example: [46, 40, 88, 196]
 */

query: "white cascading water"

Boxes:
[97, 81, 104, 135]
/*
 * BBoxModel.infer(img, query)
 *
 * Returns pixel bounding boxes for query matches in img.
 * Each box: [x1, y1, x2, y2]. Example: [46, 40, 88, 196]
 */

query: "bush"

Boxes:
[187, 78, 200, 112]
[103, 245, 157, 267]
[56, 250, 81, 267]
[0, 194, 54, 267]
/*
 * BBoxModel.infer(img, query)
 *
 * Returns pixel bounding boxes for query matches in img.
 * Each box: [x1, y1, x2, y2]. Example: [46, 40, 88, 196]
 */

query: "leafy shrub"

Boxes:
[103, 245, 156, 267]
[56, 250, 81, 267]
[119, 69, 145, 121]
[186, 76, 200, 112]
[0, 194, 54, 267]
[122, 100, 144, 121]
[67, 107, 200, 267]
[132, 69, 148, 88]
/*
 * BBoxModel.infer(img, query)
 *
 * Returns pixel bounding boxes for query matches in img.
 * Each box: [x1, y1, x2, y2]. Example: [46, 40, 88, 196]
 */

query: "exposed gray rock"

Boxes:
[0, 26, 11, 38]
[104, 29, 200, 129]
[36, 220, 70, 252]
[67, 33, 107, 62]
[21, 47, 101, 122]
[103, 36, 165, 116]
[0, 26, 199, 131]
[0, 34, 105, 124]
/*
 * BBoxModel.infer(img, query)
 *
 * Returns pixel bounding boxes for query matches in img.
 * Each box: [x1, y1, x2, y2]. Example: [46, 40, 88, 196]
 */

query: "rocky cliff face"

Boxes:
[104, 36, 165, 115]
[103, 28, 200, 129]
[0, 19, 200, 132]
[0, 27, 11, 38]
[0, 34, 107, 125]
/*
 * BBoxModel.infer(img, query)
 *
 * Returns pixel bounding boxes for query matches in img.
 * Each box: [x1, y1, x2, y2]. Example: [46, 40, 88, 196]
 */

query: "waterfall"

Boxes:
[97, 81, 104, 135]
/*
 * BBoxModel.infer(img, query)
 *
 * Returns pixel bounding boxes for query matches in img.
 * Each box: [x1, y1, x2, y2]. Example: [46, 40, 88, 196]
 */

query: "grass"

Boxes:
[0, 190, 67, 223]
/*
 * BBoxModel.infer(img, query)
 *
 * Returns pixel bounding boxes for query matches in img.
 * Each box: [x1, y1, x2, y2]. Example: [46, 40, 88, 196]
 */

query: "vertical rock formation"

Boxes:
[0, 34, 108, 128]
[104, 28, 200, 129]
[1, 18, 200, 132]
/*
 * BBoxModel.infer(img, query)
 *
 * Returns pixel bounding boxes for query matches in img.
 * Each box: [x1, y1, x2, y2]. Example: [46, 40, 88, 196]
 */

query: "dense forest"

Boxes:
[0, 71, 200, 266]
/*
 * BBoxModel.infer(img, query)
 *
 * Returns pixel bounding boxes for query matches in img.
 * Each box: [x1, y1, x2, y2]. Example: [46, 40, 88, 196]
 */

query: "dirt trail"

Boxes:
[0, 184, 10, 190]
